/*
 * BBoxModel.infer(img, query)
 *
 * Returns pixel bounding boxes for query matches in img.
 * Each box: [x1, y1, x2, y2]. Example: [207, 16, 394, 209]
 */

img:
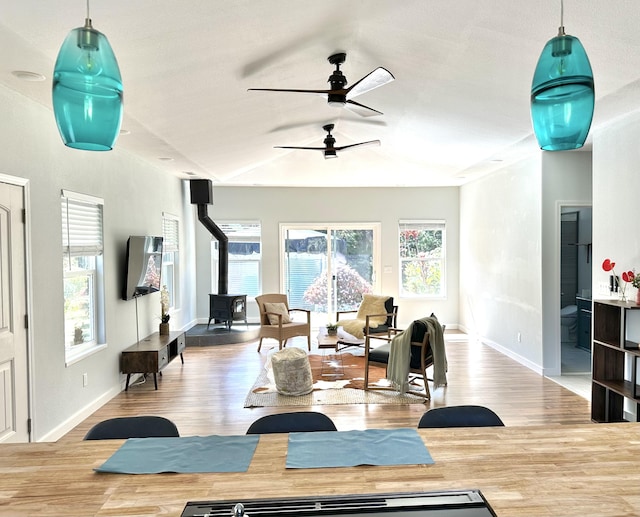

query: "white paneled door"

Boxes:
[0, 181, 29, 442]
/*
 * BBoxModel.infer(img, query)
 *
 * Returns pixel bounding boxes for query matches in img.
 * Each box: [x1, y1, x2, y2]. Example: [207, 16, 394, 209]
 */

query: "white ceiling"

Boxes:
[2, 1, 640, 187]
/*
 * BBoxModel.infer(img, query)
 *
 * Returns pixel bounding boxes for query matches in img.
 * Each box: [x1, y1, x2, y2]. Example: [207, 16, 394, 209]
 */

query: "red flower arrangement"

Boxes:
[602, 258, 637, 301]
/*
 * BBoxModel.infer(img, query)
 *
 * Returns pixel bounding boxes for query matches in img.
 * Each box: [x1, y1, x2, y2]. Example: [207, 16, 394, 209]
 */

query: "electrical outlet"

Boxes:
[517, 332, 522, 343]
[82, 373, 88, 387]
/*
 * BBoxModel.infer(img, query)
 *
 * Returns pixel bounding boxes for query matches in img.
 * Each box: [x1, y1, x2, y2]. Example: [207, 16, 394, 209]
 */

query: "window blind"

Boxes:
[162, 215, 179, 253]
[219, 222, 261, 242]
[399, 220, 445, 232]
[61, 192, 104, 257]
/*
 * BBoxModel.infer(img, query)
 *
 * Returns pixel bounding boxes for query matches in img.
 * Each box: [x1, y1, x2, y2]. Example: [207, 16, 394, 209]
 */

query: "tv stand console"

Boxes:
[121, 330, 186, 390]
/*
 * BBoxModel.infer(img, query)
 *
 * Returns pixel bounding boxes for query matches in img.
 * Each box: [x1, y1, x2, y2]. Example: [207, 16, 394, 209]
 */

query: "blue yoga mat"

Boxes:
[95, 435, 260, 474]
[286, 428, 434, 469]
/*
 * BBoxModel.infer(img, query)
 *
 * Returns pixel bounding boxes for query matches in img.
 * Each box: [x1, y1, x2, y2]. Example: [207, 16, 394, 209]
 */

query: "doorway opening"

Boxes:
[559, 206, 592, 377]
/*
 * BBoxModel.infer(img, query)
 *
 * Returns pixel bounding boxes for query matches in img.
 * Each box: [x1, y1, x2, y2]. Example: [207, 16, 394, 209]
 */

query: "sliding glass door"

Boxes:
[281, 224, 380, 328]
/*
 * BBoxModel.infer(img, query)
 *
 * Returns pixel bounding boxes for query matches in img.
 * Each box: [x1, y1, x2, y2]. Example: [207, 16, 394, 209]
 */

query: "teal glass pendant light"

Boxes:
[530, 0, 594, 151]
[52, 1, 123, 151]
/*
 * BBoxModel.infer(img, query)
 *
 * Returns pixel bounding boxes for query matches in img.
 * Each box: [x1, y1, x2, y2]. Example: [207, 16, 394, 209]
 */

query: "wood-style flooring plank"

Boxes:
[59, 333, 592, 441]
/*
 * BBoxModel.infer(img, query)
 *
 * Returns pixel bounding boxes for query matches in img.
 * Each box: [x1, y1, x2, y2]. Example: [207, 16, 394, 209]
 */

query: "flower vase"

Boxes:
[159, 322, 170, 335]
[636, 289, 640, 306]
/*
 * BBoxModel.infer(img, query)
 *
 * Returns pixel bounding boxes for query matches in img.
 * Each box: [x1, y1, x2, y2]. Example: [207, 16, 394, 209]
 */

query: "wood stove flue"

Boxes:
[189, 179, 228, 295]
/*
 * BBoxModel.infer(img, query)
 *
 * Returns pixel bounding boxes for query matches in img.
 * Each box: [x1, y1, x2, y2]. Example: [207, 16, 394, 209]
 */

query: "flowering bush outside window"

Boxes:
[303, 263, 372, 312]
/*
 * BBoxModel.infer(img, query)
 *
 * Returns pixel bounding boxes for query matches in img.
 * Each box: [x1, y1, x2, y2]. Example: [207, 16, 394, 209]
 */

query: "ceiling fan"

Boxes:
[275, 123, 380, 159]
[249, 52, 394, 116]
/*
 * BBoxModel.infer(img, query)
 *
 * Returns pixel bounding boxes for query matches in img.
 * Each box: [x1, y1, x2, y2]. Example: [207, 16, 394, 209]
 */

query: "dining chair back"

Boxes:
[417, 405, 505, 428]
[84, 416, 180, 440]
[246, 411, 337, 434]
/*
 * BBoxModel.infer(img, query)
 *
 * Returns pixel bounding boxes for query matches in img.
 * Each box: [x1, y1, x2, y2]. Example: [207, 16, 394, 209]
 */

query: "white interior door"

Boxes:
[0, 181, 30, 442]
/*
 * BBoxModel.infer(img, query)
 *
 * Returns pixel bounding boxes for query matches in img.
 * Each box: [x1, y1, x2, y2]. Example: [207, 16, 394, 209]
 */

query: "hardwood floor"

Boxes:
[59, 332, 592, 442]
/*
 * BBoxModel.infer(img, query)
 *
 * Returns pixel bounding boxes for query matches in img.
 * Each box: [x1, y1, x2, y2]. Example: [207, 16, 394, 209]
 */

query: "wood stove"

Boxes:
[208, 294, 247, 330]
[191, 180, 247, 332]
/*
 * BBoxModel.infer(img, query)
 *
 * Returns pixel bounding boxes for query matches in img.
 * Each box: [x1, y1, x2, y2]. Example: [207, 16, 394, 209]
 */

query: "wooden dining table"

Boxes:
[0, 423, 639, 516]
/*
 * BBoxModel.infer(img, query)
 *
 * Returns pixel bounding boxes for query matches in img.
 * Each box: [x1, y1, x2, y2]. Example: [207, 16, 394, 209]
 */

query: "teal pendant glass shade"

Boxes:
[530, 32, 594, 151]
[52, 19, 123, 151]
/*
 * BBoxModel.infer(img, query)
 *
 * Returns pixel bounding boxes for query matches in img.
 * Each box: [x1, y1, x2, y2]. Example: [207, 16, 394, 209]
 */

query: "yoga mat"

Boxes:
[286, 428, 434, 469]
[95, 434, 259, 474]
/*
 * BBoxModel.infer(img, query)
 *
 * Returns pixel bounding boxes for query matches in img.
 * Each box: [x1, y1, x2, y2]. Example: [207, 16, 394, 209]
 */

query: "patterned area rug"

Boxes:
[244, 352, 426, 407]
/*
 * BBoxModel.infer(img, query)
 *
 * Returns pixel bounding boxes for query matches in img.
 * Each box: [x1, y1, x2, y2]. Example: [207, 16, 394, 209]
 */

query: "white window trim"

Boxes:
[398, 219, 446, 299]
[62, 189, 106, 366]
[65, 343, 107, 367]
[162, 212, 180, 310]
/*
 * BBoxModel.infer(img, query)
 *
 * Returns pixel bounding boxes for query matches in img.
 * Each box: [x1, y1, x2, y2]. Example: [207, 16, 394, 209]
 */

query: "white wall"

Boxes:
[0, 84, 193, 441]
[191, 186, 460, 328]
[460, 150, 592, 374]
[459, 157, 543, 370]
[592, 111, 640, 293]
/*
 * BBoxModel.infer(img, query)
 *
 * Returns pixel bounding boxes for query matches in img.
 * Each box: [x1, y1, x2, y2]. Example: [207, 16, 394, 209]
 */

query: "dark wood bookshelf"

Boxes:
[591, 300, 640, 422]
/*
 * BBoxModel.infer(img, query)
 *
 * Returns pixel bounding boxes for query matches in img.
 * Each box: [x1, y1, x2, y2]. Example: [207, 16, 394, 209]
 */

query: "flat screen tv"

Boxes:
[122, 236, 164, 300]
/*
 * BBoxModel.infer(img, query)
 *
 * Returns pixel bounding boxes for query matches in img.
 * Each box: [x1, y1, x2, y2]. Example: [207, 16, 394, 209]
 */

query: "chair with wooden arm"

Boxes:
[255, 293, 311, 352]
[364, 318, 445, 400]
[335, 294, 397, 349]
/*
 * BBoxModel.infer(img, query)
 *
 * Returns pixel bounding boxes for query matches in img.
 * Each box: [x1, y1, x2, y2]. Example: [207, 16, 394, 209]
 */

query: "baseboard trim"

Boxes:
[479, 336, 544, 376]
[37, 384, 123, 442]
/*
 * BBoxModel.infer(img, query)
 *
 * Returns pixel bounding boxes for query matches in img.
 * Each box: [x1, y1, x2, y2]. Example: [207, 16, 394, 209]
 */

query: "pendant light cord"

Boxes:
[84, 0, 93, 29]
[557, 0, 566, 36]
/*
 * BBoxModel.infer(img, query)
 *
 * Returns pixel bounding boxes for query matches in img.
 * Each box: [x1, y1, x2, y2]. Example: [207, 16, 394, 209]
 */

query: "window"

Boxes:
[62, 190, 105, 364]
[162, 213, 180, 309]
[399, 220, 445, 297]
[281, 224, 380, 318]
[212, 222, 261, 297]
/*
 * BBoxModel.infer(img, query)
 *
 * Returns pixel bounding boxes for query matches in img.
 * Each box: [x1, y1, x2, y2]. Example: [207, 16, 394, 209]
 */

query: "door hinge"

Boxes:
[27, 418, 32, 434]
[22, 208, 26, 224]
[24, 314, 28, 329]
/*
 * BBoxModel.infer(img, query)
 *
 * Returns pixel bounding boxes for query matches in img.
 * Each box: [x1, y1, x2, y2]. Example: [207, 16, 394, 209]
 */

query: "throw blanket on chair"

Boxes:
[337, 294, 389, 340]
[387, 315, 447, 393]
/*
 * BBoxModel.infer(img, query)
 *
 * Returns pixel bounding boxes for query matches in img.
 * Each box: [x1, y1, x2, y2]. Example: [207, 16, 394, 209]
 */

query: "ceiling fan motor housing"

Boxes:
[327, 70, 347, 106]
[323, 135, 336, 147]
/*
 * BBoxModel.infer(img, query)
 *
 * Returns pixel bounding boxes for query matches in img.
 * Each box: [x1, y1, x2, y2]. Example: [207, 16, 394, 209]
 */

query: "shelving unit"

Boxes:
[591, 300, 640, 422]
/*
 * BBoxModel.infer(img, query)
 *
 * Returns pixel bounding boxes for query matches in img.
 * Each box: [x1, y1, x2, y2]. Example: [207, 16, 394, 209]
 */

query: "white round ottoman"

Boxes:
[271, 348, 313, 396]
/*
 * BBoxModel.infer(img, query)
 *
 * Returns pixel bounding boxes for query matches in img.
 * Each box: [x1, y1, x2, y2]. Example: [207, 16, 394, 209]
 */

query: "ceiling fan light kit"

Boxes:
[52, 0, 123, 151]
[530, 0, 594, 151]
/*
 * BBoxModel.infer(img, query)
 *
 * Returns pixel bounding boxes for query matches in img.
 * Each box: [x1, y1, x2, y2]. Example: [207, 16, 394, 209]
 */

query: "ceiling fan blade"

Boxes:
[274, 146, 325, 151]
[269, 118, 386, 133]
[344, 99, 383, 117]
[335, 140, 381, 152]
[249, 88, 330, 96]
[346, 67, 395, 99]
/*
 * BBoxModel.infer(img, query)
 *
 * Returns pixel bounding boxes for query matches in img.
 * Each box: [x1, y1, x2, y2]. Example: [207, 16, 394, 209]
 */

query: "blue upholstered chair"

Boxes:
[417, 405, 505, 428]
[84, 415, 180, 440]
[246, 411, 337, 434]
